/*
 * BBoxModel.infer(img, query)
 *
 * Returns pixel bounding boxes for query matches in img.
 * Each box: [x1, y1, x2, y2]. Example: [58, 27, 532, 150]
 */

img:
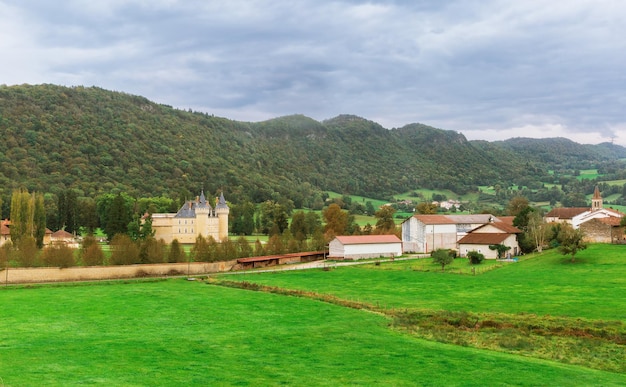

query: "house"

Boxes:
[544, 187, 624, 242]
[401, 214, 499, 253]
[0, 219, 10, 247]
[457, 222, 521, 259]
[49, 230, 79, 248]
[0, 219, 53, 247]
[150, 191, 229, 244]
[328, 235, 402, 260]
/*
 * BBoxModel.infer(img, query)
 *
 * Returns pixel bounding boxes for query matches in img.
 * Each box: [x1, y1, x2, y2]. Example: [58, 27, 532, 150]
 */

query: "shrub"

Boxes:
[81, 236, 105, 266]
[16, 237, 39, 267]
[42, 244, 76, 268]
[109, 234, 140, 265]
[467, 251, 485, 264]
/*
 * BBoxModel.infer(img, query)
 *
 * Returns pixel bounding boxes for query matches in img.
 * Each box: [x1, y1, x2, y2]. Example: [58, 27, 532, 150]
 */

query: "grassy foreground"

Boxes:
[1, 278, 624, 386]
[216, 244, 626, 376]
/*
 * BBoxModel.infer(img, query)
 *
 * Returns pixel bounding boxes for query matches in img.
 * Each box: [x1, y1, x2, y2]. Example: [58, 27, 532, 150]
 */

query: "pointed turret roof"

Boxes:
[216, 192, 228, 209]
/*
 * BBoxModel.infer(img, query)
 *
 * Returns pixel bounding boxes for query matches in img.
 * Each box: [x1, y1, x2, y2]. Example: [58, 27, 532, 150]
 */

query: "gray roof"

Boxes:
[174, 191, 213, 218]
[216, 192, 228, 209]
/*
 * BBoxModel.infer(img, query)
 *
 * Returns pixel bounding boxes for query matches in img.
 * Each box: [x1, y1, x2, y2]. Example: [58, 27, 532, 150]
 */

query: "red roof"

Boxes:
[545, 207, 589, 219]
[51, 230, 75, 239]
[334, 235, 401, 245]
[412, 214, 497, 225]
[458, 233, 510, 245]
[1, 219, 10, 235]
[497, 216, 515, 226]
[474, 222, 521, 234]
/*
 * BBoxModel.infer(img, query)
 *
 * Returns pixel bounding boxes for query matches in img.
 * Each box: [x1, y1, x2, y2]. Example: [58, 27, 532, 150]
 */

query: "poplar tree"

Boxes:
[33, 192, 47, 248]
[9, 189, 34, 245]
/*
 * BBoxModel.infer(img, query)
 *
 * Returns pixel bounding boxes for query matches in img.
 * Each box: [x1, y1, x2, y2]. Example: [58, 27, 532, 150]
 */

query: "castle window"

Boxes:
[185, 228, 187, 233]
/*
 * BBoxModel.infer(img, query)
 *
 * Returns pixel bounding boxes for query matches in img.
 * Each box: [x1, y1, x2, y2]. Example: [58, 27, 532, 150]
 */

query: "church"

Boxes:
[150, 191, 229, 244]
[544, 186, 625, 243]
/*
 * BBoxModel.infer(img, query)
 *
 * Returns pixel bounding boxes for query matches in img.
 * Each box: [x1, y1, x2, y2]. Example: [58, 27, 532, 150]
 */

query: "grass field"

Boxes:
[227, 245, 626, 320]
[1, 245, 625, 385]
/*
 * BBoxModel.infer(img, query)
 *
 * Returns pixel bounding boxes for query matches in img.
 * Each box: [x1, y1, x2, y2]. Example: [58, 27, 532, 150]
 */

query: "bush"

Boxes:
[42, 244, 76, 268]
[81, 236, 105, 266]
[109, 234, 140, 265]
[467, 251, 485, 264]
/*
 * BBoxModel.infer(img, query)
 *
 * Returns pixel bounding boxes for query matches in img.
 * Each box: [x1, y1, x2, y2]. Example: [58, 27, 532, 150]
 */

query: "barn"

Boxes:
[328, 235, 402, 260]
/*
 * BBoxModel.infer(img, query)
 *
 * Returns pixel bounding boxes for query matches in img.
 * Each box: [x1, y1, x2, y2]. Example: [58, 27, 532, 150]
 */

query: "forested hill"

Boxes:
[0, 84, 623, 204]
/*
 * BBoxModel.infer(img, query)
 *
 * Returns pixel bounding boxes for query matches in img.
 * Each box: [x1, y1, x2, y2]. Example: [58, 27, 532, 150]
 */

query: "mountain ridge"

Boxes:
[0, 84, 623, 205]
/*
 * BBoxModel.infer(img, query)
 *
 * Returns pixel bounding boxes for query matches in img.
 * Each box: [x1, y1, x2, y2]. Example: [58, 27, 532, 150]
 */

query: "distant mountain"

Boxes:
[0, 84, 624, 205]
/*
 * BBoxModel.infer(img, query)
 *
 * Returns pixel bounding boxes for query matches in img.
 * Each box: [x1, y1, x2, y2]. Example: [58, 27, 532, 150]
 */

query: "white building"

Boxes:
[401, 214, 497, 253]
[544, 186, 623, 229]
[328, 235, 402, 260]
[457, 222, 521, 259]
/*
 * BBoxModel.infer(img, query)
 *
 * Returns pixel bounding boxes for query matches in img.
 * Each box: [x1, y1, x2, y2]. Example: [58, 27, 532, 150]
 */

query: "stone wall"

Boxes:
[1, 260, 238, 285]
[580, 219, 619, 243]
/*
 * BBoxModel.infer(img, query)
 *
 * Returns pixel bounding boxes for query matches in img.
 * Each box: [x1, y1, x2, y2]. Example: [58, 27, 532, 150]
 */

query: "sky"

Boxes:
[2, 0, 625, 145]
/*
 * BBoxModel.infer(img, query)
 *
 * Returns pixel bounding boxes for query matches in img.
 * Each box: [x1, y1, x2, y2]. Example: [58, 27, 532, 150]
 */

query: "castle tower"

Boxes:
[194, 190, 212, 238]
[215, 192, 230, 241]
[591, 186, 603, 211]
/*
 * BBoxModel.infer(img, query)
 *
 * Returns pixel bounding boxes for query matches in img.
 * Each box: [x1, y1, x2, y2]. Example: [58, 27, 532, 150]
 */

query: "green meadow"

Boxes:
[0, 244, 625, 385]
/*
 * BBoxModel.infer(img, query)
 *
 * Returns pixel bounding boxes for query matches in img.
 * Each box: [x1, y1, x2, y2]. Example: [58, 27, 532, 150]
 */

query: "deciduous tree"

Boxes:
[432, 248, 453, 271]
[374, 205, 396, 234]
[557, 223, 587, 263]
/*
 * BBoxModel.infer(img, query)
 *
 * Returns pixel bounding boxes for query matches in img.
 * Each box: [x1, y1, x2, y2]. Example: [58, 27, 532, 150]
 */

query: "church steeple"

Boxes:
[591, 186, 603, 211]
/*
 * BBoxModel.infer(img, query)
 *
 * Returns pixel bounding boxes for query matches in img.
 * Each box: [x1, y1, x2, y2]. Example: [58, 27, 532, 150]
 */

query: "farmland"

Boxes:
[0, 244, 625, 385]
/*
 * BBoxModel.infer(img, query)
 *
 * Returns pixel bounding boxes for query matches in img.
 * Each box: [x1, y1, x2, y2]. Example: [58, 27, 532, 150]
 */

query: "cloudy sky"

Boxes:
[2, 0, 625, 145]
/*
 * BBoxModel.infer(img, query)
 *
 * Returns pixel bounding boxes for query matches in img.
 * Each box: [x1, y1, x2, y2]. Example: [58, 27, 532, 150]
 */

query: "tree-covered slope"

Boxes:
[0, 84, 623, 204]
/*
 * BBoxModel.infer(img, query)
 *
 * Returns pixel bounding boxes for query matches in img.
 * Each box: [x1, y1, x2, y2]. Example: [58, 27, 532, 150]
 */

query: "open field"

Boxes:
[576, 169, 602, 180]
[1, 281, 624, 385]
[1, 245, 625, 385]
[225, 244, 626, 321]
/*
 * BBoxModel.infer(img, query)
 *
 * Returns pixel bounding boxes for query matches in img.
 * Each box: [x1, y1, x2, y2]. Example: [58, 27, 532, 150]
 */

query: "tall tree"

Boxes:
[507, 196, 530, 217]
[10, 189, 33, 245]
[290, 211, 307, 241]
[33, 192, 46, 248]
[167, 239, 186, 263]
[323, 203, 348, 237]
[527, 211, 549, 252]
[374, 205, 396, 234]
[104, 193, 132, 239]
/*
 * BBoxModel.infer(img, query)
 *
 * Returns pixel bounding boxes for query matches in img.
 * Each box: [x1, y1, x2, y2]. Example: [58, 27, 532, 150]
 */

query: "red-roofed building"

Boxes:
[1, 219, 10, 246]
[0, 219, 53, 247]
[401, 214, 498, 253]
[50, 229, 79, 248]
[457, 222, 521, 259]
[328, 235, 402, 260]
[544, 187, 624, 242]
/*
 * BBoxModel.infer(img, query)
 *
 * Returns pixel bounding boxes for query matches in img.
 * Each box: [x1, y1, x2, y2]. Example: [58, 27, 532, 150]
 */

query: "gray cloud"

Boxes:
[1, 0, 625, 144]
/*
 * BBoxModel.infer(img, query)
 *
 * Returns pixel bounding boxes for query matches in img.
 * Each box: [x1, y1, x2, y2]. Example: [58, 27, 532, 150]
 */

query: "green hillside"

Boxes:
[1, 84, 625, 208]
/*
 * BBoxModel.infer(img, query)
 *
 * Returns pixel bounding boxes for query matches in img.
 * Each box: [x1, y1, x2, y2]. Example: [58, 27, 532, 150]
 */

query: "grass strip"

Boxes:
[209, 277, 626, 373]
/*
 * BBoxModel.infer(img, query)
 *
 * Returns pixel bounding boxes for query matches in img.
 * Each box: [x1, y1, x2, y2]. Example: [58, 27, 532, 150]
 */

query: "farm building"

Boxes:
[328, 235, 402, 260]
[457, 222, 521, 259]
[401, 214, 499, 253]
